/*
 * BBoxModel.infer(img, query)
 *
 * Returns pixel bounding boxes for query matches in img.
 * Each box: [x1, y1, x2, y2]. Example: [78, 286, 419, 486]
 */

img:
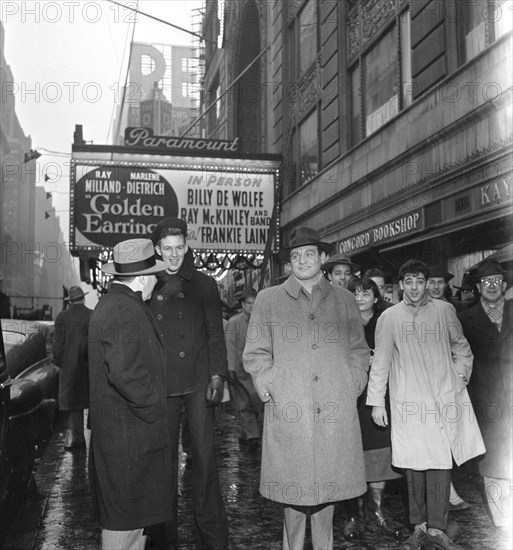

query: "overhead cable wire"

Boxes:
[106, 0, 214, 43]
[106, 6, 134, 143]
[114, 0, 139, 145]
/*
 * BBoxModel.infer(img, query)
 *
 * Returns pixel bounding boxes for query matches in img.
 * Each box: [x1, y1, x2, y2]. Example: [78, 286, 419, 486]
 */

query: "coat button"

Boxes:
[313, 376, 319, 382]
[316, 407, 321, 414]
[178, 312, 183, 319]
[157, 295, 163, 301]
[309, 314, 315, 319]
[179, 351, 185, 358]
[312, 344, 319, 350]
[157, 314, 163, 320]
[179, 333, 184, 339]
[178, 292, 185, 298]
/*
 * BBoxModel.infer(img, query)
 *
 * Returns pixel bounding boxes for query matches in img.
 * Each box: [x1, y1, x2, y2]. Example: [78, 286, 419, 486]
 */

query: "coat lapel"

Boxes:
[471, 302, 500, 340]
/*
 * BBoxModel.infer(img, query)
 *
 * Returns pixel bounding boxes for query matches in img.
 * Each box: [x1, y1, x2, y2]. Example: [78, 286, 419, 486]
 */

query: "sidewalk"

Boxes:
[3, 408, 511, 549]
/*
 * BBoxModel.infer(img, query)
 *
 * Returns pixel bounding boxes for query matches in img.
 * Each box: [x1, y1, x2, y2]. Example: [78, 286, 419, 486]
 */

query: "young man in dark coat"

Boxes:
[52, 285, 92, 450]
[458, 258, 512, 542]
[147, 217, 229, 550]
[88, 239, 172, 550]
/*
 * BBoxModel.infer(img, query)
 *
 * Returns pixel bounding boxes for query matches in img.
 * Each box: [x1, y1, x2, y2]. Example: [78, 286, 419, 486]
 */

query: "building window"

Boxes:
[298, 0, 318, 75]
[364, 26, 399, 136]
[493, 0, 513, 39]
[462, 1, 487, 61]
[182, 57, 196, 73]
[297, 109, 319, 186]
[349, 8, 411, 145]
[459, 0, 512, 63]
[182, 82, 195, 98]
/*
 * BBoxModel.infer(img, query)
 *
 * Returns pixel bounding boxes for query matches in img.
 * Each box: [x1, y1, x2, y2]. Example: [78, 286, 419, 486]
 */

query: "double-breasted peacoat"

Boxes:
[243, 275, 370, 506]
[458, 299, 513, 478]
[88, 283, 172, 531]
[52, 302, 92, 410]
[367, 298, 485, 470]
[147, 249, 228, 395]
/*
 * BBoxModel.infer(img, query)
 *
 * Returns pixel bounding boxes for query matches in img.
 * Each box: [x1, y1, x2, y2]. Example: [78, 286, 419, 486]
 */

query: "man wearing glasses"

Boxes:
[459, 259, 513, 543]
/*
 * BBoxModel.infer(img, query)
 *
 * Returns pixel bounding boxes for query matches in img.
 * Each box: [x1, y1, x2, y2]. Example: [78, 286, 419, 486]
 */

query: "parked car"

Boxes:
[0, 319, 59, 541]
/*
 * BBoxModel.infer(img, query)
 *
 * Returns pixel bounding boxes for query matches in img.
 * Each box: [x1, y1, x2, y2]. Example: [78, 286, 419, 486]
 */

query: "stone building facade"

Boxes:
[201, 0, 512, 284]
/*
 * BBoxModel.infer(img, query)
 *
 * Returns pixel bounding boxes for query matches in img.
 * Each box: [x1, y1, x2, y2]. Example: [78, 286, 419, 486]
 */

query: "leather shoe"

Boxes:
[424, 528, 463, 549]
[65, 441, 86, 451]
[342, 517, 362, 539]
[448, 500, 471, 511]
[402, 524, 427, 549]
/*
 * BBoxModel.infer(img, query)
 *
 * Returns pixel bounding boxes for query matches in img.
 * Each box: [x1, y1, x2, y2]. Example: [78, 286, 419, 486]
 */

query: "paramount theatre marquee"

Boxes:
[70, 128, 281, 259]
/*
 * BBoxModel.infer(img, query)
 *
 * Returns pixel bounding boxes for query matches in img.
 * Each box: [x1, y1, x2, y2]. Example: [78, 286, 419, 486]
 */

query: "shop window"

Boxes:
[349, 8, 411, 145]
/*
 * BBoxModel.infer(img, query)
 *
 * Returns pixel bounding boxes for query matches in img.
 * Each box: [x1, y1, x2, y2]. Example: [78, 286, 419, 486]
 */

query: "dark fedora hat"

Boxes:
[278, 227, 334, 260]
[102, 239, 168, 276]
[427, 265, 454, 282]
[453, 273, 476, 292]
[475, 258, 506, 279]
[322, 252, 360, 274]
[65, 285, 89, 302]
[150, 217, 187, 245]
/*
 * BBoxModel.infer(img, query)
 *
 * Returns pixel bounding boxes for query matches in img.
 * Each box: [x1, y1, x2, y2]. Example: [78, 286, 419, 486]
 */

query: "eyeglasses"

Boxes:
[479, 277, 504, 287]
[290, 249, 318, 263]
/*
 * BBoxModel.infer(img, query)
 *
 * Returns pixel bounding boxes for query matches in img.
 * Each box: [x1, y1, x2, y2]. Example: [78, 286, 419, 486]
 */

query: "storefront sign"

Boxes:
[124, 127, 240, 154]
[339, 210, 423, 254]
[479, 175, 511, 207]
[71, 158, 278, 253]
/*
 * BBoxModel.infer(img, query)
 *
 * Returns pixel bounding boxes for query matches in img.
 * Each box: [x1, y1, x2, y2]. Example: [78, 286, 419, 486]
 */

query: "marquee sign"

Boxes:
[70, 151, 280, 255]
[124, 127, 240, 154]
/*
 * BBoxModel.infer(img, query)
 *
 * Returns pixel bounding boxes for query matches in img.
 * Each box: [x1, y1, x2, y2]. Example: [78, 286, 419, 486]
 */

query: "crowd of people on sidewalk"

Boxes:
[51, 219, 511, 550]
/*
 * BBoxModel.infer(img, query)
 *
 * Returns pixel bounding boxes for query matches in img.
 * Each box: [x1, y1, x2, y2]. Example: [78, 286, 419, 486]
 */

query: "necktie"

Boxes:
[487, 306, 501, 332]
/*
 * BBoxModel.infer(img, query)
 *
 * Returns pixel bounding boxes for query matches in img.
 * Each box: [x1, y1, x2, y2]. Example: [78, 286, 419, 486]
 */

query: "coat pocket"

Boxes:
[134, 411, 168, 458]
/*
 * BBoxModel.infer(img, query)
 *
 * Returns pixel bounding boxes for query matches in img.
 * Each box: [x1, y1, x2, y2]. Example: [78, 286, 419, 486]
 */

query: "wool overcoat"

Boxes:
[52, 302, 92, 410]
[147, 249, 228, 395]
[458, 299, 513, 478]
[367, 298, 485, 470]
[88, 283, 172, 531]
[243, 275, 369, 506]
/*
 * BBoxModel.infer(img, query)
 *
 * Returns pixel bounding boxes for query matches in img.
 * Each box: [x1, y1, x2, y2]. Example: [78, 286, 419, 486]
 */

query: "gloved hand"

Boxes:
[227, 370, 238, 386]
[206, 376, 224, 404]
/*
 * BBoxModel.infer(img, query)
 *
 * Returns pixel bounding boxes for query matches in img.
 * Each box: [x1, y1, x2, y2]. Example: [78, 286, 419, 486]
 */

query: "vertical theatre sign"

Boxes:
[71, 135, 280, 254]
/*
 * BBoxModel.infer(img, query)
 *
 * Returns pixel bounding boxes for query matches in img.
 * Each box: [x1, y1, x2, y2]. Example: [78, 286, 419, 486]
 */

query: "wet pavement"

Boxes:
[3, 407, 512, 550]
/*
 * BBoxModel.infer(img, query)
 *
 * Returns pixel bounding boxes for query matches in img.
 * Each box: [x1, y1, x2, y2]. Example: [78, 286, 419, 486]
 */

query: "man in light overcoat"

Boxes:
[243, 227, 369, 550]
[367, 259, 485, 550]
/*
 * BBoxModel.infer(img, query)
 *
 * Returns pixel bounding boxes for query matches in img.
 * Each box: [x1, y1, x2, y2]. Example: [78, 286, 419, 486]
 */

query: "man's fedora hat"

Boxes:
[475, 258, 506, 278]
[65, 286, 89, 302]
[278, 227, 334, 260]
[102, 239, 168, 276]
[322, 252, 360, 274]
[427, 265, 454, 282]
[150, 217, 188, 245]
[453, 273, 475, 292]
